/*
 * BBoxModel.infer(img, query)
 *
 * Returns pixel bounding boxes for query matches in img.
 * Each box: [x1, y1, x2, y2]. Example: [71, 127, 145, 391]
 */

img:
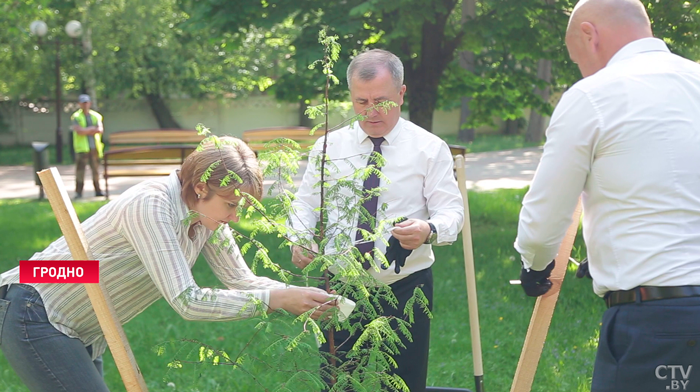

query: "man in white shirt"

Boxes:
[288, 49, 464, 391]
[515, 1, 700, 391]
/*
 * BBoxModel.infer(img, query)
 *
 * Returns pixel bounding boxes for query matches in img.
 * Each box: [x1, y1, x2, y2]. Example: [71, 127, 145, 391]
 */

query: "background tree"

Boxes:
[3, 0, 700, 137]
[1, 0, 300, 129]
[182, 0, 465, 132]
[183, 0, 700, 141]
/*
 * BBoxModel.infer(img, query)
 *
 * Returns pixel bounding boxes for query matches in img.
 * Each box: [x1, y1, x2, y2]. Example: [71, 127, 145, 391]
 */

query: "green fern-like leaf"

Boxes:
[195, 123, 211, 137]
[405, 287, 433, 321]
[200, 160, 221, 183]
[152, 344, 166, 356]
[167, 360, 183, 369]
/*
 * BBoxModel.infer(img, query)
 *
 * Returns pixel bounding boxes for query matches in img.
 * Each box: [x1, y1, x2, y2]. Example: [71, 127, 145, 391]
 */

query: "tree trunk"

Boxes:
[406, 83, 437, 132]
[405, 43, 440, 132]
[404, 1, 461, 133]
[146, 93, 182, 129]
[458, 0, 477, 143]
[524, 59, 552, 143]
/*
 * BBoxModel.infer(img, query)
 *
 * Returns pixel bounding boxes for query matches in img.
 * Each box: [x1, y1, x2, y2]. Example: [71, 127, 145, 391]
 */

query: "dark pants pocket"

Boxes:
[0, 298, 10, 347]
[592, 307, 621, 392]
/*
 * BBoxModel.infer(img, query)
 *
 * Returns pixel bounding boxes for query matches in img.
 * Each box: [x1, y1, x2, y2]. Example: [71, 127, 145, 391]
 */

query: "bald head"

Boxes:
[566, 0, 653, 77]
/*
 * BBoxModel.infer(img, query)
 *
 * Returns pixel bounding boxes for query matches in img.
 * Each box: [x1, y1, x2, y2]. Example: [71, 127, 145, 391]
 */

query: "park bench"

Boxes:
[448, 144, 467, 157]
[102, 129, 205, 198]
[241, 126, 325, 154]
[241, 126, 467, 158]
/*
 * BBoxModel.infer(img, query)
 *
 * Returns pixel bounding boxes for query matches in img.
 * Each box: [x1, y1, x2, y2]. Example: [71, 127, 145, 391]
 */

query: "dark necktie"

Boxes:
[355, 136, 385, 269]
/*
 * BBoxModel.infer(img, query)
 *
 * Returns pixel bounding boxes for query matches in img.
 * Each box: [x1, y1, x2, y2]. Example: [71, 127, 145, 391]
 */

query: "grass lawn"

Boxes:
[0, 189, 601, 392]
[0, 144, 74, 167]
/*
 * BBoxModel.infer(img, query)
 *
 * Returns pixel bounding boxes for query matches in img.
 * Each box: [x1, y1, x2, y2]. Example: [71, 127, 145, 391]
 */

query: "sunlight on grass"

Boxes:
[440, 134, 543, 154]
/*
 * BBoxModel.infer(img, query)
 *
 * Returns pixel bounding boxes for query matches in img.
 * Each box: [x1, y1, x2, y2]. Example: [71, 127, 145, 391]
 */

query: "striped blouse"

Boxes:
[0, 171, 286, 360]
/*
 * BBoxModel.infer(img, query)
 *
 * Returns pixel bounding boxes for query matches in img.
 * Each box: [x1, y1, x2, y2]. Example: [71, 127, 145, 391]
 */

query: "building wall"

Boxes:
[0, 95, 523, 147]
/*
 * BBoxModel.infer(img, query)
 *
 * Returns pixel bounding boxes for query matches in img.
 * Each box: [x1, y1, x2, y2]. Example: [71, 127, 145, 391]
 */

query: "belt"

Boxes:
[604, 285, 700, 308]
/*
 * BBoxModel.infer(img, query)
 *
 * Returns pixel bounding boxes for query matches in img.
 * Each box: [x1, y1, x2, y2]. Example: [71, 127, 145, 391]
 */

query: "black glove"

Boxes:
[520, 260, 555, 297]
[576, 258, 592, 279]
[383, 236, 413, 274]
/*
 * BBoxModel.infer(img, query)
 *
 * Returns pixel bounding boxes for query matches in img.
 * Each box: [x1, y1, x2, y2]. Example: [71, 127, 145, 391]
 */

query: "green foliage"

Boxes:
[0, 0, 70, 99]
[1, 0, 300, 105]
[199, 160, 220, 183]
[181, 0, 700, 134]
[4, 0, 700, 134]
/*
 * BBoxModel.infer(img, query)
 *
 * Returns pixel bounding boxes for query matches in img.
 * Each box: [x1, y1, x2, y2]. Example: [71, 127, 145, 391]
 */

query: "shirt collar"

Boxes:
[165, 170, 190, 225]
[607, 37, 670, 68]
[354, 117, 405, 146]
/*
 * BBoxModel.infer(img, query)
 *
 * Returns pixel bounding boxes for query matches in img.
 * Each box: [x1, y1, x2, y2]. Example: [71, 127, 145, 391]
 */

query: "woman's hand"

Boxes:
[268, 287, 337, 320]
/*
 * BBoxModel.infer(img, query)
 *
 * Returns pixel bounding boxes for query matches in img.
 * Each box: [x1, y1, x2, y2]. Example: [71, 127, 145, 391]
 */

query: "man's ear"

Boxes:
[580, 22, 599, 53]
[398, 85, 406, 106]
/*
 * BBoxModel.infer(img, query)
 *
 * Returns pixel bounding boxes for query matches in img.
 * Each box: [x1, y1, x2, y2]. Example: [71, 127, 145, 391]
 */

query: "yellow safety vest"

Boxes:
[71, 109, 104, 158]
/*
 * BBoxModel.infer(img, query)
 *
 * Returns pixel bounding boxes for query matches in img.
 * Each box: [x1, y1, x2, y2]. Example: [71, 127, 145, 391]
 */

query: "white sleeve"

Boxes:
[425, 141, 464, 244]
[515, 88, 598, 270]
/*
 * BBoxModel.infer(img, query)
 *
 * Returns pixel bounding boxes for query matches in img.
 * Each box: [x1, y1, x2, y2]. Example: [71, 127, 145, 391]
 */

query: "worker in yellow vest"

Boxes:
[71, 94, 104, 198]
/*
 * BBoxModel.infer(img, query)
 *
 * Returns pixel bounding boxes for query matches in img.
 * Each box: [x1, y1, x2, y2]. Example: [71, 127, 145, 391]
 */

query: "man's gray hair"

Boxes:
[347, 49, 404, 91]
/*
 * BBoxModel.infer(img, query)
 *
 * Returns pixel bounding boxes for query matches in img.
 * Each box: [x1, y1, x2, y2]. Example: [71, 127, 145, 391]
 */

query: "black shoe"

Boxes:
[74, 193, 83, 200]
[95, 191, 104, 197]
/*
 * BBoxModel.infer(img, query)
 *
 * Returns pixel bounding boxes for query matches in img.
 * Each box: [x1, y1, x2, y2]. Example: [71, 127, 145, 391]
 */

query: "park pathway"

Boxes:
[0, 147, 543, 200]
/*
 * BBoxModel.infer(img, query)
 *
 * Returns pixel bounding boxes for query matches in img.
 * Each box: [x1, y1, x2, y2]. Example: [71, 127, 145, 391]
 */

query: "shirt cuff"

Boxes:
[430, 219, 456, 245]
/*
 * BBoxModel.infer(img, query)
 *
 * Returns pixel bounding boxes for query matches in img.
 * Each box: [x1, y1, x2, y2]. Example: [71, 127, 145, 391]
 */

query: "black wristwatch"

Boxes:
[424, 222, 437, 244]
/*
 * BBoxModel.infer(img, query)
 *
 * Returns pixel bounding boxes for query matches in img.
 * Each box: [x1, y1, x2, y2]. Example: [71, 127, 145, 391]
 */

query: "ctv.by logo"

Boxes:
[656, 365, 692, 390]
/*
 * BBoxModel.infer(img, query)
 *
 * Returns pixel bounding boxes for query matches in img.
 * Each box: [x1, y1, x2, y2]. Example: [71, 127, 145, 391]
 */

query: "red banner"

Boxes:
[19, 260, 100, 284]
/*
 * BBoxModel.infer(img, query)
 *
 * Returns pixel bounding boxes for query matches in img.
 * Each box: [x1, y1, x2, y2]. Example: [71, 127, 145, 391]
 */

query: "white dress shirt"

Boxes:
[515, 38, 700, 296]
[0, 171, 286, 359]
[289, 117, 464, 285]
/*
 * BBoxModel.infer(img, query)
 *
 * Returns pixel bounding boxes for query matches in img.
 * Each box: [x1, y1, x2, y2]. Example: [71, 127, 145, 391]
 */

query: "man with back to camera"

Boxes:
[71, 94, 104, 198]
[514, 1, 700, 391]
[288, 49, 464, 391]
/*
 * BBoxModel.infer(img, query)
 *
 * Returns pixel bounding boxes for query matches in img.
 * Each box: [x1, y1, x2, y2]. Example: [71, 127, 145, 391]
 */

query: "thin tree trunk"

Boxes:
[458, 0, 477, 143]
[81, 3, 98, 110]
[146, 93, 182, 129]
[524, 58, 552, 143]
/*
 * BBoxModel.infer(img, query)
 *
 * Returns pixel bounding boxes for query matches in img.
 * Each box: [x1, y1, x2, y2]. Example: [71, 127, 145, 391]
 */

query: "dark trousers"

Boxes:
[592, 295, 700, 392]
[321, 268, 433, 392]
[75, 150, 101, 195]
[0, 284, 107, 391]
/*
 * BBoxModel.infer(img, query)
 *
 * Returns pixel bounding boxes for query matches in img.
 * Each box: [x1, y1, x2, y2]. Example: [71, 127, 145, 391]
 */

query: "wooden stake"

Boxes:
[38, 167, 149, 392]
[510, 198, 583, 392]
[455, 155, 485, 392]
